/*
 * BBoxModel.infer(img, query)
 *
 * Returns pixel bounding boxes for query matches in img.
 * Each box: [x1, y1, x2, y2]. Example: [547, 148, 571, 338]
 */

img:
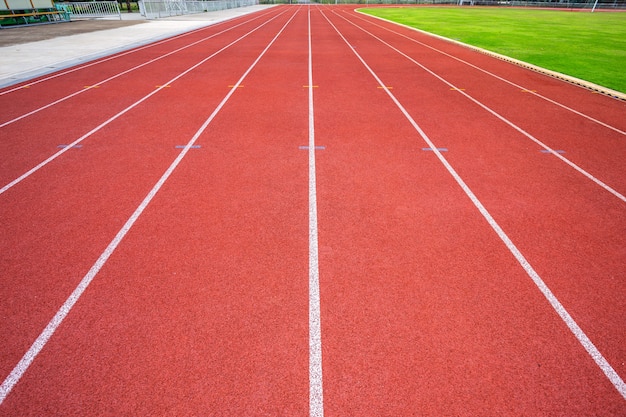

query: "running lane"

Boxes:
[0, 7, 304, 412]
[314, 6, 625, 416]
[0, 6, 311, 415]
[324, 5, 626, 393]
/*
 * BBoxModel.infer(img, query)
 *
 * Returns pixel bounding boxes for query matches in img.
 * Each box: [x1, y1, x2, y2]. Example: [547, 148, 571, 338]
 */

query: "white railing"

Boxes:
[55, 1, 122, 20]
[139, 0, 258, 19]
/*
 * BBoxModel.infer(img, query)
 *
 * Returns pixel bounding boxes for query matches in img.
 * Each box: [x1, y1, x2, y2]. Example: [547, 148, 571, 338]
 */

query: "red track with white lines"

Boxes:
[1, 5, 625, 416]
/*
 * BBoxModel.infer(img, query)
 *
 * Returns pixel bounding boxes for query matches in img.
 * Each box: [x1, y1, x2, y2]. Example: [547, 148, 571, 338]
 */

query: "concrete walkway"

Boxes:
[0, 5, 275, 88]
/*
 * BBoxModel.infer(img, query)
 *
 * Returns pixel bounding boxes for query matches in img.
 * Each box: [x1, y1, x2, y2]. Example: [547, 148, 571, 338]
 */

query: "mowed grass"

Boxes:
[360, 7, 626, 93]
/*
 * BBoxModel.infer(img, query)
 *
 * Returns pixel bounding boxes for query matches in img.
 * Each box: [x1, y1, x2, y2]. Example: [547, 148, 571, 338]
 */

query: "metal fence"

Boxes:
[139, 0, 259, 19]
[55, 1, 122, 20]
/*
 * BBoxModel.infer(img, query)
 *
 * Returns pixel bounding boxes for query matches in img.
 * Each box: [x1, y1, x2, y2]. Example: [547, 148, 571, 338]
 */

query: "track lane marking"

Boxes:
[0, 9, 299, 406]
[0, 10, 277, 128]
[0, 9, 289, 197]
[308, 8, 324, 417]
[350, 10, 626, 137]
[334, 11, 626, 204]
[321, 9, 626, 401]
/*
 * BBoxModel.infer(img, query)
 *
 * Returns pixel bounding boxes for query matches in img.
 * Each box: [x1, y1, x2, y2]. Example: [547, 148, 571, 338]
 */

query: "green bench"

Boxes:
[0, 0, 69, 27]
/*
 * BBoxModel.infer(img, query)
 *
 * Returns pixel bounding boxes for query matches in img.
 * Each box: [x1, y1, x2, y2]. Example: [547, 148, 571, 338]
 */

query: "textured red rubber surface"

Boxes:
[1, 5, 624, 416]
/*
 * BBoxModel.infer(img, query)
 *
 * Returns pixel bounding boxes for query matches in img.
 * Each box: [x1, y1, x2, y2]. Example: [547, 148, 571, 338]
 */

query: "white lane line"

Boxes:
[0, 9, 287, 197]
[320, 10, 626, 401]
[335, 11, 626, 204]
[307, 8, 324, 417]
[351, 11, 626, 137]
[0, 11, 271, 128]
[0, 9, 298, 406]
[0, 8, 277, 97]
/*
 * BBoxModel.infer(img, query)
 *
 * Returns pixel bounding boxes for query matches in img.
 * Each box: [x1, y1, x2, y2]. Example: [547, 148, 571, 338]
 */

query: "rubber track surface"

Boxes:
[0, 5, 624, 416]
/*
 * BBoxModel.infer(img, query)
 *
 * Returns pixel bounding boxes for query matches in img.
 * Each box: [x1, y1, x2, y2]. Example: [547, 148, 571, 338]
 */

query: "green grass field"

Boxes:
[360, 7, 626, 93]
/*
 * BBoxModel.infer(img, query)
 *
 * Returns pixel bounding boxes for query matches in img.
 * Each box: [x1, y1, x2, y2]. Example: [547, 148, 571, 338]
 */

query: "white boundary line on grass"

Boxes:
[0, 9, 287, 197]
[321, 8, 626, 401]
[335, 11, 626, 204]
[0, 9, 298, 405]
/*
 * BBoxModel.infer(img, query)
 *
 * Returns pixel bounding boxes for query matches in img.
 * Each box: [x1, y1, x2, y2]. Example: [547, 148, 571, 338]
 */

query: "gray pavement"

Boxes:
[0, 5, 275, 88]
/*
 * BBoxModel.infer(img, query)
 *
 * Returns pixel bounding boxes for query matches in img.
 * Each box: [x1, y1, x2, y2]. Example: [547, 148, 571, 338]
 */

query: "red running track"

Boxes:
[0, 4, 625, 416]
